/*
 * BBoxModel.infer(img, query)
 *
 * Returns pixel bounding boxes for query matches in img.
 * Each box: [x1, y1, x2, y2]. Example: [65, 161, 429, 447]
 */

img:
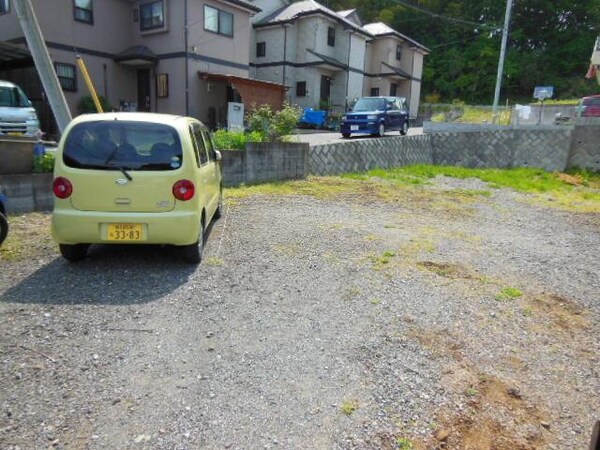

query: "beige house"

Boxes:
[0, 0, 287, 136]
[250, 0, 370, 113]
[250, 0, 428, 117]
[362, 22, 428, 116]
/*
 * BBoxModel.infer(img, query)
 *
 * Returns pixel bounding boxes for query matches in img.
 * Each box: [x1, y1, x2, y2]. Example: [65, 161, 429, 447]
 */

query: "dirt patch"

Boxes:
[417, 261, 478, 280]
[526, 293, 589, 331]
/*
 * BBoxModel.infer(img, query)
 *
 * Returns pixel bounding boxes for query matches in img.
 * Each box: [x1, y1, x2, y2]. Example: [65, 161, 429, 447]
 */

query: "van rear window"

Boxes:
[63, 121, 183, 171]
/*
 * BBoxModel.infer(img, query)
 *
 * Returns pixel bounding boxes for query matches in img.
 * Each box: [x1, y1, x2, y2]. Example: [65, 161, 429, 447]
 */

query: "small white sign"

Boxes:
[227, 102, 244, 132]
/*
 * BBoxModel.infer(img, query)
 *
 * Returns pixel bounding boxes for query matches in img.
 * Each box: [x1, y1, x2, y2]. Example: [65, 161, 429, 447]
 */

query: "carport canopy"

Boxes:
[0, 41, 33, 69]
[198, 72, 288, 112]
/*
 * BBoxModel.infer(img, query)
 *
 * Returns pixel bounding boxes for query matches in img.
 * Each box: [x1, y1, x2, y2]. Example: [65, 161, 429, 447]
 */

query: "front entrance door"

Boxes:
[320, 75, 331, 106]
[137, 69, 151, 112]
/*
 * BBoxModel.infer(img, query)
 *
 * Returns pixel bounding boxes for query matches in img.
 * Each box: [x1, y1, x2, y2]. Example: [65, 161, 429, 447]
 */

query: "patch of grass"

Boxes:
[369, 250, 396, 269]
[340, 399, 359, 416]
[205, 257, 224, 266]
[0, 213, 54, 262]
[395, 437, 414, 450]
[370, 298, 381, 305]
[225, 168, 599, 212]
[496, 286, 523, 301]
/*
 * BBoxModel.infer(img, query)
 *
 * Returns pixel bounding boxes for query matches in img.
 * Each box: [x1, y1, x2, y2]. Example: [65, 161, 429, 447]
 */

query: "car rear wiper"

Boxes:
[107, 163, 132, 181]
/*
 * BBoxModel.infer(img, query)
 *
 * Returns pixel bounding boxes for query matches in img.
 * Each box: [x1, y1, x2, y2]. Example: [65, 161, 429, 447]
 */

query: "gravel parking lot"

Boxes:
[1, 175, 599, 449]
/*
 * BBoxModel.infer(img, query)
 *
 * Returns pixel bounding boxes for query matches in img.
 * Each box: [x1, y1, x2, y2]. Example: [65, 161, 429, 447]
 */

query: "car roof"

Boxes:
[0, 79, 18, 88]
[359, 96, 407, 101]
[70, 112, 190, 125]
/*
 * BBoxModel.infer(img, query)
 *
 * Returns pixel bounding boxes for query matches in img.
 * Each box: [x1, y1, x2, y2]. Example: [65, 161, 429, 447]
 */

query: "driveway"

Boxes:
[294, 127, 424, 146]
[1, 176, 598, 449]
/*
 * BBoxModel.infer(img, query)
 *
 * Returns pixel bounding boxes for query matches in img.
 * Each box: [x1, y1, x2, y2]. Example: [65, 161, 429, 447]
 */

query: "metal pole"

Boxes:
[184, 0, 189, 116]
[13, 0, 72, 133]
[76, 56, 103, 113]
[492, 0, 513, 123]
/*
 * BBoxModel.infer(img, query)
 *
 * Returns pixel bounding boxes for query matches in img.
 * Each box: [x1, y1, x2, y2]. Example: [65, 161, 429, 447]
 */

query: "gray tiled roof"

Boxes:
[256, 0, 369, 35]
[220, 0, 261, 13]
[363, 22, 429, 52]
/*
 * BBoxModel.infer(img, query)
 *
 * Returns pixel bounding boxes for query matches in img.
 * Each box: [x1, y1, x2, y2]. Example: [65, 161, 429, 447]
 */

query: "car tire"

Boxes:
[0, 213, 8, 246]
[400, 121, 409, 135]
[59, 243, 89, 262]
[214, 186, 223, 220]
[342, 132, 351, 138]
[182, 218, 204, 264]
[377, 123, 385, 137]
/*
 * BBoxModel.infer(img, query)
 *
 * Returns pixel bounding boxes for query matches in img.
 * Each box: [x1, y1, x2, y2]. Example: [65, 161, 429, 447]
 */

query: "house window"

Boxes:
[370, 87, 380, 96]
[204, 5, 233, 37]
[55, 63, 77, 91]
[73, 0, 93, 24]
[296, 81, 307, 97]
[256, 42, 266, 57]
[390, 83, 397, 96]
[157, 74, 168, 98]
[140, 1, 164, 31]
[0, 0, 10, 15]
[327, 26, 335, 46]
[396, 45, 402, 61]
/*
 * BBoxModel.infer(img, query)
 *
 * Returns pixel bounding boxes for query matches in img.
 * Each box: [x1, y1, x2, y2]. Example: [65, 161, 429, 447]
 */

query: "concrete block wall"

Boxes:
[431, 129, 572, 172]
[309, 135, 433, 176]
[0, 173, 53, 213]
[221, 142, 309, 186]
[567, 123, 600, 172]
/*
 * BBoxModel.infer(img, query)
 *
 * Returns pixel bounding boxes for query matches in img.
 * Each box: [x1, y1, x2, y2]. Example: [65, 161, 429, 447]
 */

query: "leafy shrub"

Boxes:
[247, 103, 302, 142]
[33, 152, 55, 173]
[211, 129, 266, 150]
[77, 95, 113, 114]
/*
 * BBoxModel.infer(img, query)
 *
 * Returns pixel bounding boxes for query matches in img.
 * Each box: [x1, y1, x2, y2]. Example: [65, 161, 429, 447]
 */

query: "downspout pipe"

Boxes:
[345, 29, 353, 111]
[282, 24, 288, 100]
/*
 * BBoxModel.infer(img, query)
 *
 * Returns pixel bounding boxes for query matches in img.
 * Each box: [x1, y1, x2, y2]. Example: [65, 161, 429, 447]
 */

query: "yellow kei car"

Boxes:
[52, 112, 222, 263]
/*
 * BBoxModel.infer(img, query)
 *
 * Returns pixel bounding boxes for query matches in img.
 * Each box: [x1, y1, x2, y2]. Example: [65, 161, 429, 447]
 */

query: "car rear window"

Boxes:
[63, 120, 183, 171]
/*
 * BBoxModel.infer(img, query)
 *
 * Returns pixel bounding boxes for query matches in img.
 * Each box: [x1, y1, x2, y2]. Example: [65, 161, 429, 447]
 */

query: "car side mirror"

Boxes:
[214, 150, 222, 162]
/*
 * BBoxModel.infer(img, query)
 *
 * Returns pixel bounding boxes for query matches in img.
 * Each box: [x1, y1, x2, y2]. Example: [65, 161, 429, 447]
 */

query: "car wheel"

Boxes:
[0, 213, 8, 246]
[400, 120, 409, 135]
[182, 218, 204, 264]
[377, 123, 385, 137]
[59, 243, 89, 262]
[214, 186, 223, 220]
[342, 132, 351, 138]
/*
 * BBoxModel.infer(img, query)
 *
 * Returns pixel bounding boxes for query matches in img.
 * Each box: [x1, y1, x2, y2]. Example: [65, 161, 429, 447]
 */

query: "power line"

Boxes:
[389, 0, 500, 31]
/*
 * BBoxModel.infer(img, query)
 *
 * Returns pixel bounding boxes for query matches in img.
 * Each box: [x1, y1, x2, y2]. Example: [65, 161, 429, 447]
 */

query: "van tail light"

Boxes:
[173, 179, 195, 201]
[53, 177, 73, 199]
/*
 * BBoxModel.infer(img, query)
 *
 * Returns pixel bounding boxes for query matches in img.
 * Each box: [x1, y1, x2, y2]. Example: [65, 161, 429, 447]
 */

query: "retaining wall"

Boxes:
[1, 125, 598, 214]
[221, 142, 308, 186]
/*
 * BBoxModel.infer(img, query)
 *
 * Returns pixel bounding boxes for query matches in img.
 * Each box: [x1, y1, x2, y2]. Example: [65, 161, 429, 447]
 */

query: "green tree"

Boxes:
[325, 0, 600, 103]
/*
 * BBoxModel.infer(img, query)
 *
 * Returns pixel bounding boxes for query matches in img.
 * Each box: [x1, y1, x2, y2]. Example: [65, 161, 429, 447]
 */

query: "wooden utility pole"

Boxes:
[13, 0, 72, 133]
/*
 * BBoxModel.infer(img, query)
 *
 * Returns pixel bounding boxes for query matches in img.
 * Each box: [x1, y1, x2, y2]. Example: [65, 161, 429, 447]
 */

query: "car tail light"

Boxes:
[53, 177, 73, 199]
[172, 179, 195, 201]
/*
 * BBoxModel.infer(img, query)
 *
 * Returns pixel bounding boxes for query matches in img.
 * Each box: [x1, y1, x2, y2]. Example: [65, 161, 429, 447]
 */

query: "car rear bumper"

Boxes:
[52, 209, 201, 245]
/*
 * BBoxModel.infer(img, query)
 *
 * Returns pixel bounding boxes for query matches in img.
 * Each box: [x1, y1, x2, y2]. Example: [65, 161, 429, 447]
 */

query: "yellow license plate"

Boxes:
[107, 223, 144, 241]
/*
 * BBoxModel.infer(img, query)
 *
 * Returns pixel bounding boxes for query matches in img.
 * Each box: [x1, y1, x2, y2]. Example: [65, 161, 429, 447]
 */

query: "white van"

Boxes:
[0, 80, 40, 136]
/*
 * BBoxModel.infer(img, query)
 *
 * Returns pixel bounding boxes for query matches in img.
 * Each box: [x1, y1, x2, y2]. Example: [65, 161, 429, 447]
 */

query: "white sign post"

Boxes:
[533, 86, 553, 125]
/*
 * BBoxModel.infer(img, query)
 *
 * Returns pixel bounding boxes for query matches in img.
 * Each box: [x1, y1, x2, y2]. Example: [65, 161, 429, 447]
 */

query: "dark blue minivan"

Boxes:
[340, 97, 409, 138]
